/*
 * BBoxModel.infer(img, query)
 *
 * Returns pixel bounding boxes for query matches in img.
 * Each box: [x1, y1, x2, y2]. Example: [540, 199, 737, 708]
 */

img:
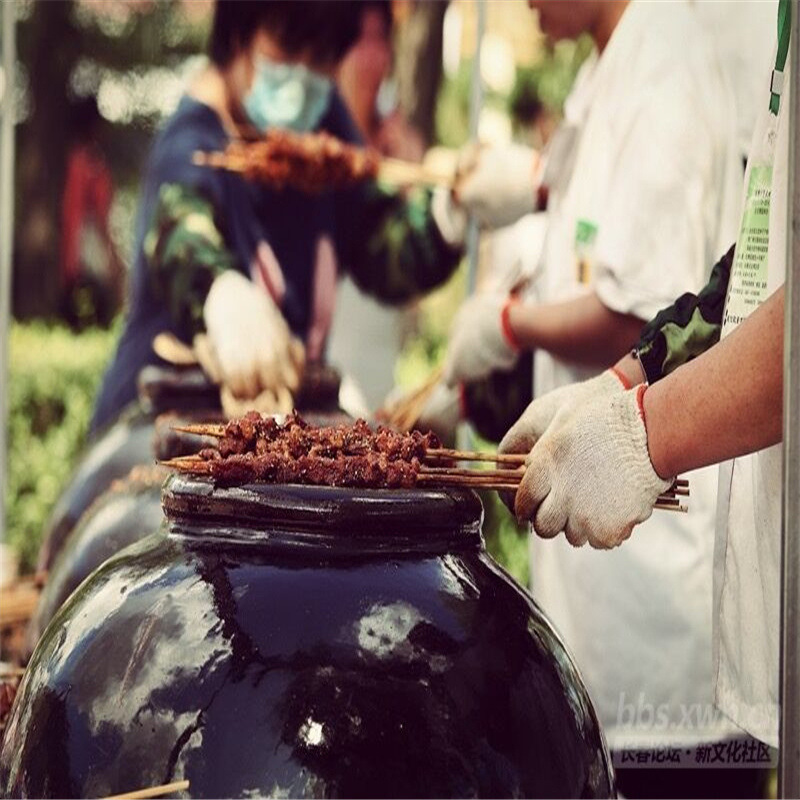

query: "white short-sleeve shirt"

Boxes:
[528, 0, 745, 749]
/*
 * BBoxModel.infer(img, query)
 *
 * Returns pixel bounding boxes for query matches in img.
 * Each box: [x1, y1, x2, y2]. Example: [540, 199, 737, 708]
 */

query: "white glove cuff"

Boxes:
[431, 187, 468, 248]
[613, 385, 675, 496]
[203, 271, 254, 332]
[598, 368, 630, 394]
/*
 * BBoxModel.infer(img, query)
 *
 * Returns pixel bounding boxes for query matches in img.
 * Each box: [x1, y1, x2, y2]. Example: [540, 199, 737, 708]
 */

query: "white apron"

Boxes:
[713, 47, 791, 749]
[528, 0, 744, 749]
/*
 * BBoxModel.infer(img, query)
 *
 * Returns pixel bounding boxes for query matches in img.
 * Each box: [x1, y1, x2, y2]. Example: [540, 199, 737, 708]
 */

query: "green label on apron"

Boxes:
[721, 165, 772, 336]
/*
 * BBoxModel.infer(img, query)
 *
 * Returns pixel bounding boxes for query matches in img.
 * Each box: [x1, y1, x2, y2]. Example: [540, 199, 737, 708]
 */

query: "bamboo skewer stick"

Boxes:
[102, 779, 190, 799]
[377, 157, 453, 187]
[426, 448, 528, 466]
[652, 496, 680, 507]
[161, 455, 205, 465]
[0, 666, 25, 678]
[159, 456, 211, 475]
[171, 423, 225, 437]
[381, 365, 445, 432]
[417, 475, 522, 490]
[418, 465, 523, 479]
[161, 456, 686, 509]
[654, 502, 688, 513]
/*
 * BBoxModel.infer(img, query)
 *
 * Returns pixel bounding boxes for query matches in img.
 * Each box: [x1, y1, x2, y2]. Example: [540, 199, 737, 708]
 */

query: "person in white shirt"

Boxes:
[444, 0, 770, 795]
[499, 15, 791, 761]
[694, 0, 777, 161]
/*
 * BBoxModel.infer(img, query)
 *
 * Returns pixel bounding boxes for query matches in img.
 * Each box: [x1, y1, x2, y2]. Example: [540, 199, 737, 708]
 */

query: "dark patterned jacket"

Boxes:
[637, 245, 734, 383]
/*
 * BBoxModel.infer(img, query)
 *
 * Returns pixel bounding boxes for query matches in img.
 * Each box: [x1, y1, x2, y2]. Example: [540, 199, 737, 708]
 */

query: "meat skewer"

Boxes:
[193, 129, 453, 194]
[162, 412, 689, 512]
[169, 421, 688, 491]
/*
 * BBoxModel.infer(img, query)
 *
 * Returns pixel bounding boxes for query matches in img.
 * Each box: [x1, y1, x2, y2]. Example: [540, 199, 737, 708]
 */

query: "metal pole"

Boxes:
[457, 0, 485, 452]
[779, 3, 800, 796]
[465, 0, 485, 295]
[0, 0, 16, 547]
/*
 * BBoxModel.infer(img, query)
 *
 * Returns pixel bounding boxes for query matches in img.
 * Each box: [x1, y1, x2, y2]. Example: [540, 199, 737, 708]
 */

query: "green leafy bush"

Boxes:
[5, 322, 116, 571]
[508, 35, 594, 126]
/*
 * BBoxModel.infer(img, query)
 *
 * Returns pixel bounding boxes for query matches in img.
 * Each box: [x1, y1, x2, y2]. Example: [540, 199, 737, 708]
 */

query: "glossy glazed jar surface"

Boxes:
[27, 466, 167, 651]
[36, 365, 221, 572]
[36, 406, 155, 572]
[3, 476, 614, 799]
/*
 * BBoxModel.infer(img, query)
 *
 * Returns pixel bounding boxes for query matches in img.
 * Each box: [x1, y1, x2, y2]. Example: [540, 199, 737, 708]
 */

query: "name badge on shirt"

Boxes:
[574, 219, 598, 285]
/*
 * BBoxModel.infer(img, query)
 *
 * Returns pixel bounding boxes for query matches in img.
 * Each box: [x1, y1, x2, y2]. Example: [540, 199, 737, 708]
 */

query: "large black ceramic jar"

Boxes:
[35, 366, 220, 572]
[35, 405, 154, 572]
[2, 476, 614, 799]
[26, 466, 167, 650]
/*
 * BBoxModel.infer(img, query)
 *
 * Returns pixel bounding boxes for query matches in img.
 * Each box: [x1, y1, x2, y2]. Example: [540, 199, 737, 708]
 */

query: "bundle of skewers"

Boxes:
[162, 412, 688, 512]
[193, 129, 453, 193]
[376, 366, 444, 432]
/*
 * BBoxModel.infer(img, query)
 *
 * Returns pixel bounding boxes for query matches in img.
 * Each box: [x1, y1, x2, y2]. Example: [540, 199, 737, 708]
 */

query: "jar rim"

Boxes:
[162, 474, 484, 556]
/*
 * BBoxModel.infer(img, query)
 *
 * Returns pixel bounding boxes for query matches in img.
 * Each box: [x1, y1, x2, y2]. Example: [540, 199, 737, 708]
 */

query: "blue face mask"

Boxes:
[243, 57, 332, 133]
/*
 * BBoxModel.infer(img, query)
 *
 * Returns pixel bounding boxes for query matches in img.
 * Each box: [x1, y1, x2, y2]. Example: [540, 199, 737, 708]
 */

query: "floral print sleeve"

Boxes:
[636, 245, 735, 384]
[337, 181, 462, 303]
[143, 183, 237, 336]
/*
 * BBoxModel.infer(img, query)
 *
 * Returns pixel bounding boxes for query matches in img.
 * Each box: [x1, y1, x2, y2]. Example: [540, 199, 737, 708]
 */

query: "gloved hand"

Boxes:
[499, 370, 629, 457]
[443, 294, 520, 387]
[512, 385, 674, 548]
[416, 382, 461, 444]
[203, 270, 300, 400]
[455, 143, 539, 229]
[430, 186, 468, 248]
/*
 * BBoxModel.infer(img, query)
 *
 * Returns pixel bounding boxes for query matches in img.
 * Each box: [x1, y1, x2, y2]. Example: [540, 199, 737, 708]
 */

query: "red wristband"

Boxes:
[609, 366, 633, 390]
[500, 298, 522, 352]
[635, 383, 648, 424]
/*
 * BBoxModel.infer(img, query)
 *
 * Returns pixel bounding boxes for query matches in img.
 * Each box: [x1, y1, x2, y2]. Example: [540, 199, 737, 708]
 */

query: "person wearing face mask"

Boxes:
[90, 0, 463, 433]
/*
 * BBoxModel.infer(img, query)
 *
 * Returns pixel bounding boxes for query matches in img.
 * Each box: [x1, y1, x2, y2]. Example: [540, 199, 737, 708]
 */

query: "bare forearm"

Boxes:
[644, 287, 784, 478]
[507, 292, 645, 367]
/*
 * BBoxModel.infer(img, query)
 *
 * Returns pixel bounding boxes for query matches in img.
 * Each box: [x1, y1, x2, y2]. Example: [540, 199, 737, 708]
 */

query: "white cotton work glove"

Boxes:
[443, 294, 520, 387]
[416, 382, 462, 443]
[430, 187, 468, 248]
[202, 270, 300, 400]
[498, 370, 629, 457]
[455, 143, 539, 229]
[512, 385, 674, 548]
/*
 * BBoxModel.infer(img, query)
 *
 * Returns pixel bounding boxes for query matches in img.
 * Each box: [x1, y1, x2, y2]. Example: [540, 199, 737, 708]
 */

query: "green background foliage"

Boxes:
[6, 322, 117, 571]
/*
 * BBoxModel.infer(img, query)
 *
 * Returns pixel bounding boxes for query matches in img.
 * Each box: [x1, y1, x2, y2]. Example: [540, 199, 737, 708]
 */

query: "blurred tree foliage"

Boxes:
[394, 0, 448, 148]
[508, 35, 594, 127]
[6, 322, 117, 570]
[12, 0, 210, 318]
[435, 34, 593, 147]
